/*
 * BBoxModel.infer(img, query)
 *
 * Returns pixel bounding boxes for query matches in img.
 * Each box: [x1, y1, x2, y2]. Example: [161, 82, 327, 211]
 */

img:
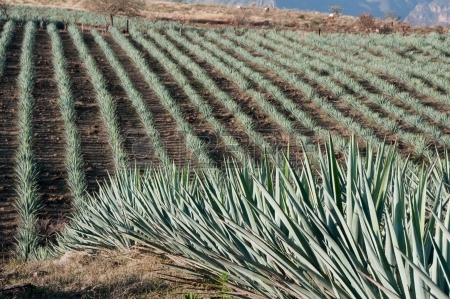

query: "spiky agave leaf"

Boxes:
[57, 139, 450, 298]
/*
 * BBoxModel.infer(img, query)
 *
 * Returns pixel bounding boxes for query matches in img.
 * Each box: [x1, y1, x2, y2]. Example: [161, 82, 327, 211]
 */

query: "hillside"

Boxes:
[3, 0, 450, 34]
[0, 4, 449, 252]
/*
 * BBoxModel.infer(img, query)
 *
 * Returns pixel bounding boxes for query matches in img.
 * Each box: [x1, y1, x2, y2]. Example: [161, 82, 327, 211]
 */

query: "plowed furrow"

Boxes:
[104, 35, 195, 168]
[0, 27, 23, 259]
[32, 29, 71, 230]
[83, 33, 157, 169]
[60, 31, 115, 193]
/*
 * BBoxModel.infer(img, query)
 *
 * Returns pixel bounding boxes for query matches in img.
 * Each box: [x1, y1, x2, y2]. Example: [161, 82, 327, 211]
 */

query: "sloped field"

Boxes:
[1, 20, 450, 259]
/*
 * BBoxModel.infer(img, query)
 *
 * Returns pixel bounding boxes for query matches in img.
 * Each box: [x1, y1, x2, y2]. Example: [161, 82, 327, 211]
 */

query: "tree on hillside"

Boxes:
[359, 13, 375, 31]
[231, 7, 249, 34]
[87, 0, 145, 27]
[329, 5, 342, 16]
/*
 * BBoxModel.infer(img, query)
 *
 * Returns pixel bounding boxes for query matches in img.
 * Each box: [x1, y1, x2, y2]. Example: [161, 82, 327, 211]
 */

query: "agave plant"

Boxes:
[57, 137, 450, 298]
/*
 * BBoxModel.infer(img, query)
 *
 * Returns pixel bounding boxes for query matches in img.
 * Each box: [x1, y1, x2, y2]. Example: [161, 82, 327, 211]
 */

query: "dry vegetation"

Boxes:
[2, 0, 449, 34]
[1, 251, 220, 298]
[86, 0, 144, 26]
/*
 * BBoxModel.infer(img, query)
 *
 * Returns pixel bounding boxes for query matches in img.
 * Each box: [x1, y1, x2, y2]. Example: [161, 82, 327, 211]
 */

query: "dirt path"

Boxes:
[0, 27, 23, 259]
[31, 29, 71, 240]
[60, 31, 115, 194]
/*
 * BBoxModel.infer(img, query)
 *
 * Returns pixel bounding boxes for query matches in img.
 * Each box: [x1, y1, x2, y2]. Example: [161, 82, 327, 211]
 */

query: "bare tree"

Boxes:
[0, 0, 10, 21]
[400, 23, 411, 36]
[359, 13, 375, 32]
[178, 13, 188, 36]
[87, 0, 145, 27]
[329, 5, 342, 16]
[232, 7, 249, 34]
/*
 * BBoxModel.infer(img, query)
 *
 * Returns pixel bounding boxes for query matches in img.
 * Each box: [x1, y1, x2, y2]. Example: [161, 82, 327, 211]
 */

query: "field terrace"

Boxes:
[1, 16, 450, 261]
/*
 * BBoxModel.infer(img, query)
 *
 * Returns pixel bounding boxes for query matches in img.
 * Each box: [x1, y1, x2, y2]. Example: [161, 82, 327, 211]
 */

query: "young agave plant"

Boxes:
[57, 137, 450, 299]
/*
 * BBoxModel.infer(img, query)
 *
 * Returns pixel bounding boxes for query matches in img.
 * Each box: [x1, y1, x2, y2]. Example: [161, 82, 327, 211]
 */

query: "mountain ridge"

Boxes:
[205, 0, 450, 25]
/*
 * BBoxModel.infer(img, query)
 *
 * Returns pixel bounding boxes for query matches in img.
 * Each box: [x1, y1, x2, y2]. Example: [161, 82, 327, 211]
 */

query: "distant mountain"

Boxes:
[208, 0, 450, 25]
[274, 0, 418, 19]
[405, 0, 450, 25]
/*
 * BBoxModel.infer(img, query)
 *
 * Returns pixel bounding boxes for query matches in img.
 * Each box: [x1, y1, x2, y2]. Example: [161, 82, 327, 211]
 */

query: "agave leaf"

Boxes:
[345, 136, 360, 243]
[429, 232, 450, 289]
[399, 251, 450, 299]
[392, 167, 407, 255]
[358, 270, 401, 299]
[223, 217, 337, 296]
[301, 149, 324, 215]
[355, 199, 399, 295]
[372, 143, 395, 219]
[385, 217, 412, 299]
[433, 212, 450, 242]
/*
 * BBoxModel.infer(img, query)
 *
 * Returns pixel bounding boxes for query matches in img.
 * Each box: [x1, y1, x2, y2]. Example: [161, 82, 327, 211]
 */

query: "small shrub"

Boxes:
[310, 17, 324, 26]
[184, 293, 201, 299]
[359, 13, 375, 30]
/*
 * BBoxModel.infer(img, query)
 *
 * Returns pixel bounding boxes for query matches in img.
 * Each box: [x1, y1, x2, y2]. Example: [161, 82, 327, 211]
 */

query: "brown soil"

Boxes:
[120, 34, 232, 169]
[88, 34, 194, 169]
[273, 34, 444, 154]
[31, 29, 71, 241]
[141, 33, 267, 163]
[60, 31, 116, 194]
[0, 26, 23, 261]
[209, 33, 364, 149]
[163, 32, 306, 162]
[82, 33, 159, 169]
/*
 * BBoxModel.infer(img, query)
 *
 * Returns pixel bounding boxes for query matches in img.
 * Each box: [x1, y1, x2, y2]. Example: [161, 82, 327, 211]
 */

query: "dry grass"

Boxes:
[0, 250, 220, 298]
[4, 0, 449, 34]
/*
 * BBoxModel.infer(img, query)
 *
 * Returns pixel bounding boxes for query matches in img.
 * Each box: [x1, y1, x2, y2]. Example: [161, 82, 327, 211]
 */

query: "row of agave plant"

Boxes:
[187, 25, 379, 156]
[228, 30, 435, 156]
[338, 34, 450, 96]
[157, 28, 285, 158]
[55, 137, 450, 299]
[311, 32, 450, 126]
[0, 20, 14, 76]
[105, 25, 217, 170]
[67, 25, 127, 170]
[270, 31, 450, 134]
[270, 30, 450, 154]
[186, 28, 378, 154]
[131, 28, 254, 164]
[48, 23, 86, 209]
[164, 27, 333, 157]
[90, 29, 171, 167]
[14, 21, 46, 260]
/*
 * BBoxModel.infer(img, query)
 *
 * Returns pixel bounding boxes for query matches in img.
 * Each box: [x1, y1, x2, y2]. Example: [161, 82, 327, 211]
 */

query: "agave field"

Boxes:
[0, 8, 449, 297]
